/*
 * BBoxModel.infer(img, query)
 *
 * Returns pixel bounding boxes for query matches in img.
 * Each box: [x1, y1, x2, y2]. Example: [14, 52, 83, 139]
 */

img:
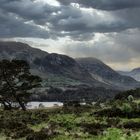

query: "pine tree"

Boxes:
[0, 59, 42, 110]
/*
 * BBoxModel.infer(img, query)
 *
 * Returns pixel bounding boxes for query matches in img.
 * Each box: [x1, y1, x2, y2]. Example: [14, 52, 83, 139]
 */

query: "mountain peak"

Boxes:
[0, 41, 48, 60]
[0, 41, 47, 52]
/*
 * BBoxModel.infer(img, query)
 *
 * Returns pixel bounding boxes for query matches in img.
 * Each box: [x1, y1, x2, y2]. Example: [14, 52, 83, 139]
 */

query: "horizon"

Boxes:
[0, 0, 140, 71]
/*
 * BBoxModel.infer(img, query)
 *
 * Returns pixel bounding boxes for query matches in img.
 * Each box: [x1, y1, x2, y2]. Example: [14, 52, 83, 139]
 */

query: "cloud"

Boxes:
[0, 0, 140, 41]
[112, 8, 140, 29]
[0, 0, 59, 38]
[1, 0, 139, 40]
[0, 9, 50, 38]
[58, 29, 140, 67]
[47, 5, 131, 40]
[57, 0, 140, 10]
[0, 0, 59, 24]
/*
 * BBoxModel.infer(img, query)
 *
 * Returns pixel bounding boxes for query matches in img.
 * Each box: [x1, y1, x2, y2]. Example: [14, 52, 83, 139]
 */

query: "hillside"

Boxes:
[76, 57, 140, 89]
[119, 68, 140, 81]
[33, 53, 101, 86]
[0, 41, 105, 88]
[0, 41, 139, 90]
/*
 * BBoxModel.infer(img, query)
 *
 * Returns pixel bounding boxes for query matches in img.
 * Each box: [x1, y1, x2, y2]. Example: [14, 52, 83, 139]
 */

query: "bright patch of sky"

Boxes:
[34, 0, 60, 6]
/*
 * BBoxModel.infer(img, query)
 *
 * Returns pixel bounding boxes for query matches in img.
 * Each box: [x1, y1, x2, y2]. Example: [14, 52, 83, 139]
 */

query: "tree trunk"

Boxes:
[5, 100, 12, 109]
[1, 101, 11, 110]
[16, 96, 26, 111]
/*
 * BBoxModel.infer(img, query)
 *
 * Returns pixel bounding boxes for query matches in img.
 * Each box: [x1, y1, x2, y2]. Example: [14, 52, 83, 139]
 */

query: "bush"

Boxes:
[127, 95, 134, 102]
[121, 103, 133, 113]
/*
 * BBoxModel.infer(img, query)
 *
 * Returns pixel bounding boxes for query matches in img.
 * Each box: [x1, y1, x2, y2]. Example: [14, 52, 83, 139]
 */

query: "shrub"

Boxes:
[121, 103, 133, 113]
[127, 95, 134, 102]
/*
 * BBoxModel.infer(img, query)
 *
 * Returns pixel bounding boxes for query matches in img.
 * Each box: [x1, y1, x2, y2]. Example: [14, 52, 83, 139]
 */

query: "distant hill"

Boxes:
[0, 41, 139, 90]
[76, 57, 140, 89]
[119, 68, 140, 81]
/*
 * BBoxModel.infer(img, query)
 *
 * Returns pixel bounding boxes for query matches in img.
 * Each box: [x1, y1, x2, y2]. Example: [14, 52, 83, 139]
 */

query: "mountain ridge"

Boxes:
[76, 57, 139, 89]
[0, 41, 139, 90]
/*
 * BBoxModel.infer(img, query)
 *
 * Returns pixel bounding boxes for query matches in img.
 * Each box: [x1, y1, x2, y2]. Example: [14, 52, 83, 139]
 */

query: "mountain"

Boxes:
[76, 57, 140, 89]
[119, 68, 140, 81]
[33, 53, 103, 86]
[0, 41, 105, 88]
[0, 41, 139, 90]
[0, 41, 48, 60]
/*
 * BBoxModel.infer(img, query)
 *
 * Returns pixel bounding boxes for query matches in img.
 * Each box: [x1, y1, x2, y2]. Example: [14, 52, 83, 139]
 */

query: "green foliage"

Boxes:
[121, 103, 133, 113]
[1, 96, 140, 139]
[49, 114, 77, 130]
[0, 105, 139, 140]
[96, 128, 140, 140]
[115, 88, 140, 100]
[128, 95, 134, 102]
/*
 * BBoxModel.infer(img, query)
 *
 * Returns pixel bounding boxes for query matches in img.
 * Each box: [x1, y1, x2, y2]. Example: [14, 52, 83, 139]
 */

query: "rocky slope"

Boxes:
[33, 53, 103, 86]
[76, 58, 140, 89]
[119, 68, 140, 81]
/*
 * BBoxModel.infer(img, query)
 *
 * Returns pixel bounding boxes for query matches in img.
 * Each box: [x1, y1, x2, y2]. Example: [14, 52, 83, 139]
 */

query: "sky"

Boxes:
[0, 0, 140, 71]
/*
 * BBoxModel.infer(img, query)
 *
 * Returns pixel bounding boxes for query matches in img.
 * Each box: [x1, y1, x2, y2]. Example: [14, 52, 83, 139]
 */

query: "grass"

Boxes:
[1, 101, 140, 139]
[96, 128, 140, 140]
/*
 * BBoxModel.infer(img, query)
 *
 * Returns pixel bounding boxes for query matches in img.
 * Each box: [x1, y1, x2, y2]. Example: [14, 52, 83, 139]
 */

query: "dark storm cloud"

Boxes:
[47, 5, 131, 40]
[57, 0, 140, 10]
[0, 0, 57, 38]
[113, 8, 140, 29]
[0, 0, 59, 25]
[0, 9, 50, 38]
[0, 0, 140, 41]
